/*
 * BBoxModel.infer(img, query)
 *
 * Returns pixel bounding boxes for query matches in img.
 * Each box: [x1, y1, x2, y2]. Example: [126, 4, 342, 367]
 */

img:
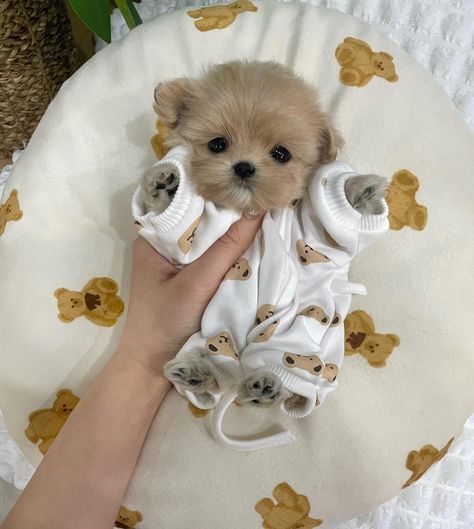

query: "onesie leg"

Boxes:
[143, 167, 179, 214]
[236, 372, 286, 406]
[164, 357, 218, 393]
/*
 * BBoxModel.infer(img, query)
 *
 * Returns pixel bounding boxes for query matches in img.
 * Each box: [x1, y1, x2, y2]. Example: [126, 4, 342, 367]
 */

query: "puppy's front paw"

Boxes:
[236, 372, 286, 406]
[143, 167, 179, 214]
[345, 174, 387, 215]
[164, 358, 217, 393]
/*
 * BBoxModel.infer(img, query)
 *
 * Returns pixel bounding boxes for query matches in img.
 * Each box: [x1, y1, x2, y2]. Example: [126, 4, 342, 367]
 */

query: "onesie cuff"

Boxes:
[132, 145, 195, 232]
[312, 161, 388, 233]
[323, 170, 389, 233]
[184, 359, 238, 410]
[264, 365, 318, 418]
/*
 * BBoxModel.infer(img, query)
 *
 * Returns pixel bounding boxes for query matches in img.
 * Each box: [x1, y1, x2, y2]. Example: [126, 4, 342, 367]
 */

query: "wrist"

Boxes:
[111, 346, 171, 392]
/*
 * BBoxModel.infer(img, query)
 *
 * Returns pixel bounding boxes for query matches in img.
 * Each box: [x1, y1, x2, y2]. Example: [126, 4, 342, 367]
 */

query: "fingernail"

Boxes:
[244, 208, 263, 220]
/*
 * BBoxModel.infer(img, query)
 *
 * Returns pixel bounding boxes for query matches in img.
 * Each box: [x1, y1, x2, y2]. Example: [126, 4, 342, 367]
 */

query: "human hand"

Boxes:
[115, 214, 263, 376]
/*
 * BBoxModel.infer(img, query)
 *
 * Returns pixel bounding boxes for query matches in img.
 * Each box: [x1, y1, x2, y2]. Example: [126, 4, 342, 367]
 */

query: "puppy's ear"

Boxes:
[318, 115, 344, 164]
[153, 78, 195, 128]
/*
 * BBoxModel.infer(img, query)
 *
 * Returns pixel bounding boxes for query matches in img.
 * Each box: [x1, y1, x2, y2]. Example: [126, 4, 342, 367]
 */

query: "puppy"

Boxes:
[144, 61, 386, 406]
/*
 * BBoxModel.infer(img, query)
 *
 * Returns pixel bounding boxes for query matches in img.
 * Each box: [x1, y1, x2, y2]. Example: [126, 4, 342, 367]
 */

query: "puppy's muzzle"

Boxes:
[233, 161, 255, 179]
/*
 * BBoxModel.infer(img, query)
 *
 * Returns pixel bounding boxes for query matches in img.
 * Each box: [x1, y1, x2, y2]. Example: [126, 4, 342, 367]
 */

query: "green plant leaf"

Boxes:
[115, 0, 142, 30]
[68, 0, 111, 43]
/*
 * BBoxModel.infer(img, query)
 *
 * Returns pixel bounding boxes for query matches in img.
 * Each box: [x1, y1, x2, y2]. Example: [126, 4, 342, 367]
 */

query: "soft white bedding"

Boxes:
[1, 1, 473, 527]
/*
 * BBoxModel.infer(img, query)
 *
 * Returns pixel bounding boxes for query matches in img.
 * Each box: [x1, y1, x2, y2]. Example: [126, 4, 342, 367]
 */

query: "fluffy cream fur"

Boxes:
[152, 60, 343, 213]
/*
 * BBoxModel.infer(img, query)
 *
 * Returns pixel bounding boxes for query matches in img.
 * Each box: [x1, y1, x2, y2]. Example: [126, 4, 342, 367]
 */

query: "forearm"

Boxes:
[3, 350, 170, 529]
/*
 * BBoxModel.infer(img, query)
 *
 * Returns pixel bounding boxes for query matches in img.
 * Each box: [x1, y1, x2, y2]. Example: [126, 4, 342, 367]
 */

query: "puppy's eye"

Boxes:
[270, 145, 291, 163]
[208, 137, 228, 153]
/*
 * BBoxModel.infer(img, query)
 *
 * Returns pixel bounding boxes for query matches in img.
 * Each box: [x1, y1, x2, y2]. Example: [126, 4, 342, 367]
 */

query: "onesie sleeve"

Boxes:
[131, 146, 240, 265]
[301, 161, 389, 258]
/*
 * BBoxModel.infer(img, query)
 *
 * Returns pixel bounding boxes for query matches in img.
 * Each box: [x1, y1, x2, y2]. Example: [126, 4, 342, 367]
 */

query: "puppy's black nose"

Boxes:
[233, 161, 255, 179]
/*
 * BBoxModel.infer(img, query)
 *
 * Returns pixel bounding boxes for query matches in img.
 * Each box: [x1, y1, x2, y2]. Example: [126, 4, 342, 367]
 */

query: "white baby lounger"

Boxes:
[1, 2, 473, 527]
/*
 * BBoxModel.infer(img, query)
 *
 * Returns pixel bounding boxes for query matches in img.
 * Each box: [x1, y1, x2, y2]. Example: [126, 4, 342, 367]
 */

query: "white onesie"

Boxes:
[132, 146, 389, 450]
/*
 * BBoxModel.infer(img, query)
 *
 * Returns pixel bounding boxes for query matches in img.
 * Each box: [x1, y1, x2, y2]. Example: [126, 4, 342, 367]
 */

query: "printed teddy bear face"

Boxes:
[227, 0, 257, 13]
[298, 305, 330, 325]
[372, 52, 398, 81]
[53, 389, 81, 418]
[25, 389, 81, 454]
[254, 304, 279, 342]
[3, 189, 22, 221]
[54, 289, 86, 322]
[256, 304, 275, 325]
[224, 257, 252, 280]
[115, 505, 143, 529]
[322, 363, 339, 383]
[359, 333, 399, 368]
[205, 331, 238, 359]
[0, 189, 23, 237]
[283, 352, 324, 375]
[177, 217, 201, 254]
[255, 482, 322, 529]
[402, 438, 454, 489]
[296, 240, 329, 265]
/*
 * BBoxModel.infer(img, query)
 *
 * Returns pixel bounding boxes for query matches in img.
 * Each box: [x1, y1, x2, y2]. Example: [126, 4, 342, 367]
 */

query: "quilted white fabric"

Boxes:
[97, 0, 474, 131]
[1, 1, 473, 528]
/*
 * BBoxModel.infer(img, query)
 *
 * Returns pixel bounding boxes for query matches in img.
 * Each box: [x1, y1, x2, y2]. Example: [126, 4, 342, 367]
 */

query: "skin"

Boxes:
[3, 213, 262, 529]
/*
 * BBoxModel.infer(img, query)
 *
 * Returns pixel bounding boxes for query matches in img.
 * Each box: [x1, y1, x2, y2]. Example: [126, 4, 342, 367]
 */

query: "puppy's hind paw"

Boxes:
[345, 174, 388, 215]
[237, 372, 286, 406]
[164, 358, 217, 393]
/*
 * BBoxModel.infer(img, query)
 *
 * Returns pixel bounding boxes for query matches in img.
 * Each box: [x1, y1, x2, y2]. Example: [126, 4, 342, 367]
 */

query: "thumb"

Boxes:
[179, 213, 263, 290]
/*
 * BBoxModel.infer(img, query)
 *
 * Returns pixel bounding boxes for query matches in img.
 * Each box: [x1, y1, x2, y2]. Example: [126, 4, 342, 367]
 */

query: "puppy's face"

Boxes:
[154, 61, 342, 212]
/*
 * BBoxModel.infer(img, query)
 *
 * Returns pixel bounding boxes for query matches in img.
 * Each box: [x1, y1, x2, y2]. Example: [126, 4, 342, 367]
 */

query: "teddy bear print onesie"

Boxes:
[132, 146, 389, 449]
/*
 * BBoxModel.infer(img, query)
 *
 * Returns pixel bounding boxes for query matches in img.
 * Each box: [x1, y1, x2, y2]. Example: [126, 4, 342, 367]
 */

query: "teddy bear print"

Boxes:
[298, 305, 330, 325]
[205, 331, 238, 359]
[151, 118, 171, 160]
[224, 257, 252, 280]
[402, 437, 454, 489]
[187, 1, 258, 32]
[335, 37, 399, 87]
[283, 352, 324, 376]
[255, 482, 322, 529]
[253, 304, 279, 342]
[322, 363, 339, 383]
[177, 216, 201, 254]
[296, 240, 329, 265]
[115, 505, 143, 529]
[25, 389, 80, 454]
[188, 402, 209, 417]
[0, 189, 23, 237]
[344, 310, 399, 367]
[323, 229, 343, 249]
[331, 313, 342, 326]
[386, 169, 428, 231]
[54, 277, 124, 327]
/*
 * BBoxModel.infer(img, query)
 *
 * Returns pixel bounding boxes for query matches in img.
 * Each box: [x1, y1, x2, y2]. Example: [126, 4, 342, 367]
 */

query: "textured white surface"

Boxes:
[96, 0, 474, 129]
[1, 1, 473, 527]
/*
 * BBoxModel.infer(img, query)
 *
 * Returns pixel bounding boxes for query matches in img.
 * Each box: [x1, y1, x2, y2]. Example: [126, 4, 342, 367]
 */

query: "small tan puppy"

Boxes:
[144, 61, 386, 405]
[145, 61, 384, 216]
